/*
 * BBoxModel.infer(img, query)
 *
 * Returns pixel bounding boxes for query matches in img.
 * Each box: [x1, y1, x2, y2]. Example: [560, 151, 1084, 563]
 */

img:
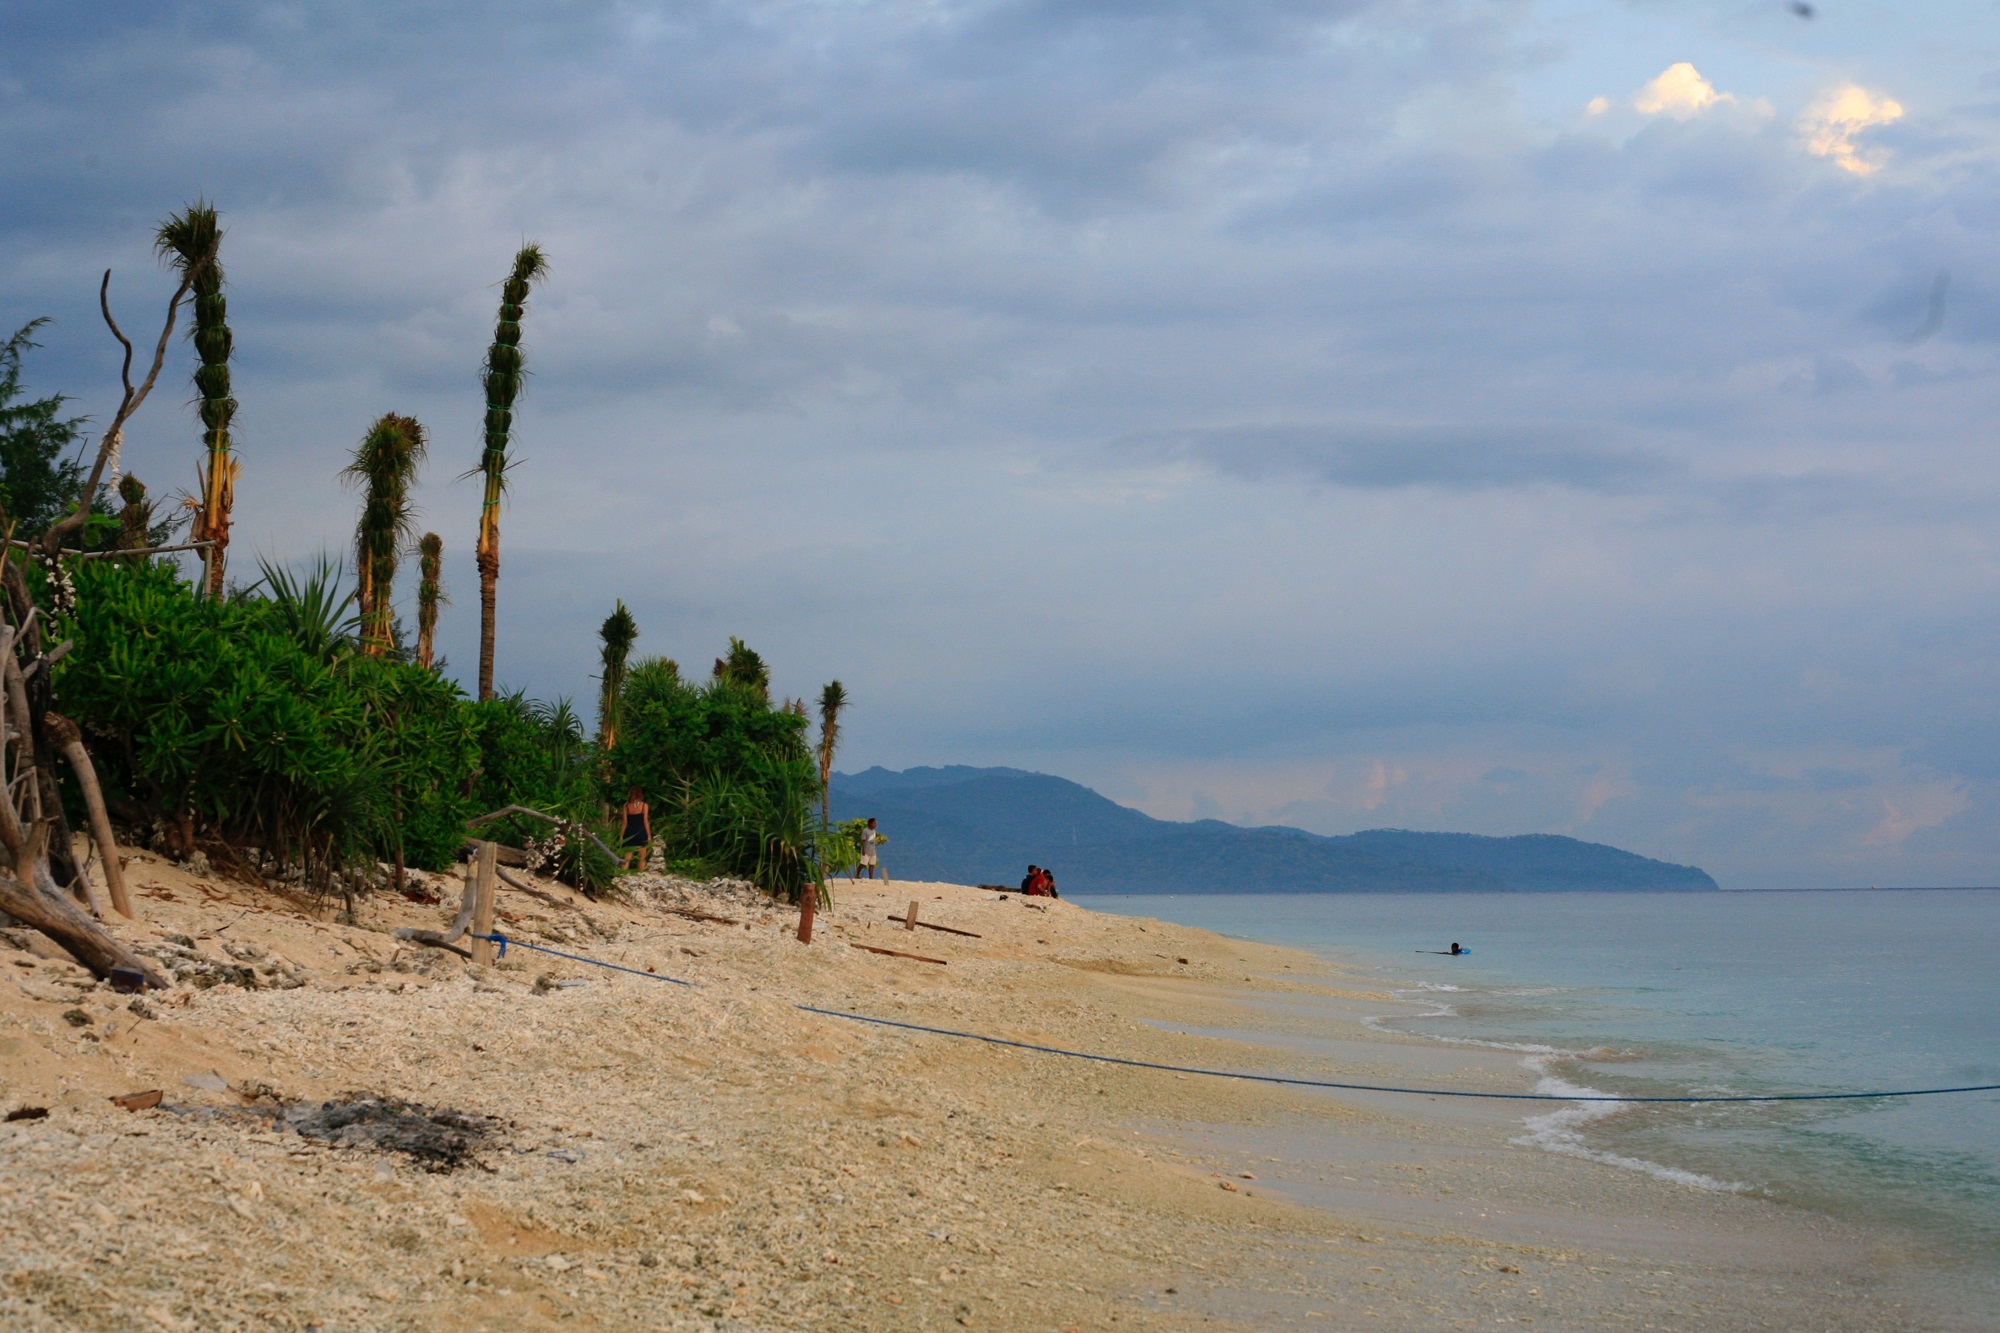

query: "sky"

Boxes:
[5, 0, 2000, 888]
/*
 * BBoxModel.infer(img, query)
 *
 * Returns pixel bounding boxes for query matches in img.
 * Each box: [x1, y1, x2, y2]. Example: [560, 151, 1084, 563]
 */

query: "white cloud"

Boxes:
[1633, 62, 1731, 119]
[1799, 84, 1905, 176]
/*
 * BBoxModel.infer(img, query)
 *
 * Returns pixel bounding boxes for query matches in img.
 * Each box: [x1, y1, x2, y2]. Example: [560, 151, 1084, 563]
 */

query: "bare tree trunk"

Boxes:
[46, 713, 133, 918]
[476, 544, 498, 702]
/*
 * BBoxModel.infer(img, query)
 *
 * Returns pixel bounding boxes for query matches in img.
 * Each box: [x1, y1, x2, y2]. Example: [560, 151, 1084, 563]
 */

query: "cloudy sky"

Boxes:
[6, 0, 2000, 887]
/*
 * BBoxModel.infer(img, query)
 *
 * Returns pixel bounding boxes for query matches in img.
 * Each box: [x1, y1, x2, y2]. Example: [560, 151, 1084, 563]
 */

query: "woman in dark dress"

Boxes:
[620, 785, 652, 871]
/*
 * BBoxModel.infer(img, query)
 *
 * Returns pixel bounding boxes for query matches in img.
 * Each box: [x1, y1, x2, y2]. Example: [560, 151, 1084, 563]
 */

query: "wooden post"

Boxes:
[468, 841, 499, 965]
[905, 900, 919, 931]
[797, 882, 816, 944]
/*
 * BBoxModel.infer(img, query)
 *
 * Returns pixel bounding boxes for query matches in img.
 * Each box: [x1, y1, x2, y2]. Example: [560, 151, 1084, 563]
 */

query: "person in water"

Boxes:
[620, 785, 652, 871]
[1448, 942, 1463, 955]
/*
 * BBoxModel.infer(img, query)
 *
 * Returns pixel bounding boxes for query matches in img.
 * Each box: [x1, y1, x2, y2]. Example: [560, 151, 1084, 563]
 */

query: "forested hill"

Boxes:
[829, 767, 1719, 894]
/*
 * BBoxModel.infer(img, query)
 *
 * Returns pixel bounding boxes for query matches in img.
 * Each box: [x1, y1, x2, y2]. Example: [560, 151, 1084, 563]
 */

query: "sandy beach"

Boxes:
[0, 859, 1982, 1331]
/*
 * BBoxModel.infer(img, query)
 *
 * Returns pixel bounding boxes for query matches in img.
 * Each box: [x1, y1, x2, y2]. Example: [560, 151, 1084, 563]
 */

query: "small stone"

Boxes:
[61, 1008, 93, 1027]
[180, 1070, 228, 1092]
[128, 998, 157, 1020]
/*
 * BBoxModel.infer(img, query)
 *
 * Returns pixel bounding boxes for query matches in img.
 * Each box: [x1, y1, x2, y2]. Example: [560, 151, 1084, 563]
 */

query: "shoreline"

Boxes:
[1, 863, 1988, 1329]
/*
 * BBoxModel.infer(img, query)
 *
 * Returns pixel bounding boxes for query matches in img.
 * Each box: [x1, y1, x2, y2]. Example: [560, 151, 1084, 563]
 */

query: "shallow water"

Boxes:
[1073, 889, 2000, 1257]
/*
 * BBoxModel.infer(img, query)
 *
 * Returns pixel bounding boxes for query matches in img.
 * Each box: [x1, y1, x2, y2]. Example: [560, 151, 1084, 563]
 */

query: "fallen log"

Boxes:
[0, 860, 167, 986]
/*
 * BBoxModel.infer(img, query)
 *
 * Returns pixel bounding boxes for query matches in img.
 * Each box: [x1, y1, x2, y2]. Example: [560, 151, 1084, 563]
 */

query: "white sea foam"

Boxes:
[1509, 1056, 1749, 1192]
[1362, 998, 1565, 1055]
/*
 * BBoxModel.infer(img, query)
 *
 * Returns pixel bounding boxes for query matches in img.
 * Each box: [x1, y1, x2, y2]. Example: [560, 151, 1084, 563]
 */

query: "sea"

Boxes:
[1071, 889, 2000, 1260]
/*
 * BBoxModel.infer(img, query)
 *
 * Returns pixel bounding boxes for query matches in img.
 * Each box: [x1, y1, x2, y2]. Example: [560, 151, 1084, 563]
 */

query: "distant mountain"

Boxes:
[829, 766, 1719, 893]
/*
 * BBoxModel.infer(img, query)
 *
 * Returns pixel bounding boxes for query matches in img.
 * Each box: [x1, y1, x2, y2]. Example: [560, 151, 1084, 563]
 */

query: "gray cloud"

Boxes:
[1111, 421, 1677, 492]
[4, 1, 2000, 887]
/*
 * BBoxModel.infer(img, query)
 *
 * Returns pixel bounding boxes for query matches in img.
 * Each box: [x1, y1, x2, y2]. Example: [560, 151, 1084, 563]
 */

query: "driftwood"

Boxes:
[46, 712, 133, 918]
[405, 937, 474, 960]
[884, 914, 982, 938]
[393, 860, 479, 949]
[663, 906, 739, 926]
[496, 866, 594, 916]
[0, 861, 166, 986]
[466, 804, 621, 864]
[849, 942, 948, 965]
[6, 539, 216, 560]
[0, 267, 199, 979]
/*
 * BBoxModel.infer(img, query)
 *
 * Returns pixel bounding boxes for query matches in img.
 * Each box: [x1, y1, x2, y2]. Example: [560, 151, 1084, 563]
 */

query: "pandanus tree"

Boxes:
[713, 636, 771, 698]
[154, 203, 237, 598]
[596, 600, 637, 749]
[472, 244, 548, 701]
[415, 532, 444, 669]
[816, 680, 847, 829]
[342, 413, 427, 656]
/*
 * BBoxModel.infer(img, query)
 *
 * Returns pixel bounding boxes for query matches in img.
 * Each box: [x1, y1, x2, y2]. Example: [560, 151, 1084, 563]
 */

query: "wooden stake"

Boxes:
[797, 883, 816, 944]
[905, 900, 919, 931]
[468, 841, 499, 965]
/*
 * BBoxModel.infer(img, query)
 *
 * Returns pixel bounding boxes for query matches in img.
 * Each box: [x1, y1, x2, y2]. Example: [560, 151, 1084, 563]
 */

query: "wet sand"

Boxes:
[0, 860, 1983, 1330]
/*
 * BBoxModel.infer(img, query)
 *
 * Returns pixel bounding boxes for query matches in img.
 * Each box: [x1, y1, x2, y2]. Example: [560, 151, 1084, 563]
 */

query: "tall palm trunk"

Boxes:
[415, 532, 444, 669]
[596, 600, 637, 750]
[817, 680, 847, 829]
[154, 203, 236, 597]
[342, 413, 426, 657]
[473, 244, 549, 701]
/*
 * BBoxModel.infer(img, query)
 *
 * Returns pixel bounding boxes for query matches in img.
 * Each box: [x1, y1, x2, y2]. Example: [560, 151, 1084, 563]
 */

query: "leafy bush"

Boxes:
[50, 561, 825, 905]
[54, 559, 475, 886]
[608, 656, 825, 901]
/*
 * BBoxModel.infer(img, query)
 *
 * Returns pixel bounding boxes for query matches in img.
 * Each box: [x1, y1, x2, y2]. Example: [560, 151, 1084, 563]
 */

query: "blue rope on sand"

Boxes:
[469, 933, 2000, 1105]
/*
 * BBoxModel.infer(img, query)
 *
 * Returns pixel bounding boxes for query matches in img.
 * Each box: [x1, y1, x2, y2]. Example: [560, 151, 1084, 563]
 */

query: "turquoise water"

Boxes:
[1072, 889, 2000, 1254]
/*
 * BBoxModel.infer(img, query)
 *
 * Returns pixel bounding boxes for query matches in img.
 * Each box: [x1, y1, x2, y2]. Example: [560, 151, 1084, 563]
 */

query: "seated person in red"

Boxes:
[1020, 864, 1042, 894]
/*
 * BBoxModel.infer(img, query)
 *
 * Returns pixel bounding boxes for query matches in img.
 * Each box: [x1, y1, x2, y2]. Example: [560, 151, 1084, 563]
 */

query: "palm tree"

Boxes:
[596, 600, 638, 749]
[816, 680, 847, 829]
[341, 413, 427, 656]
[472, 244, 549, 701]
[154, 202, 236, 598]
[414, 532, 444, 669]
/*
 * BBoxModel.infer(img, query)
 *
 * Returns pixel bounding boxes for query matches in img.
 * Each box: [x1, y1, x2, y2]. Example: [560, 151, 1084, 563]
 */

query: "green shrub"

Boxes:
[54, 559, 475, 884]
[608, 655, 825, 901]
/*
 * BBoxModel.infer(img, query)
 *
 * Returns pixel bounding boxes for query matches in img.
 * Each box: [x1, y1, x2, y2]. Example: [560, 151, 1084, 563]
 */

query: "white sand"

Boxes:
[0, 857, 1981, 1330]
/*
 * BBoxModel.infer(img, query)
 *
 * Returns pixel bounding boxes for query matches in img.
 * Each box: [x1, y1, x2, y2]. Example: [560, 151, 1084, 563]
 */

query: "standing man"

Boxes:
[856, 817, 885, 881]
